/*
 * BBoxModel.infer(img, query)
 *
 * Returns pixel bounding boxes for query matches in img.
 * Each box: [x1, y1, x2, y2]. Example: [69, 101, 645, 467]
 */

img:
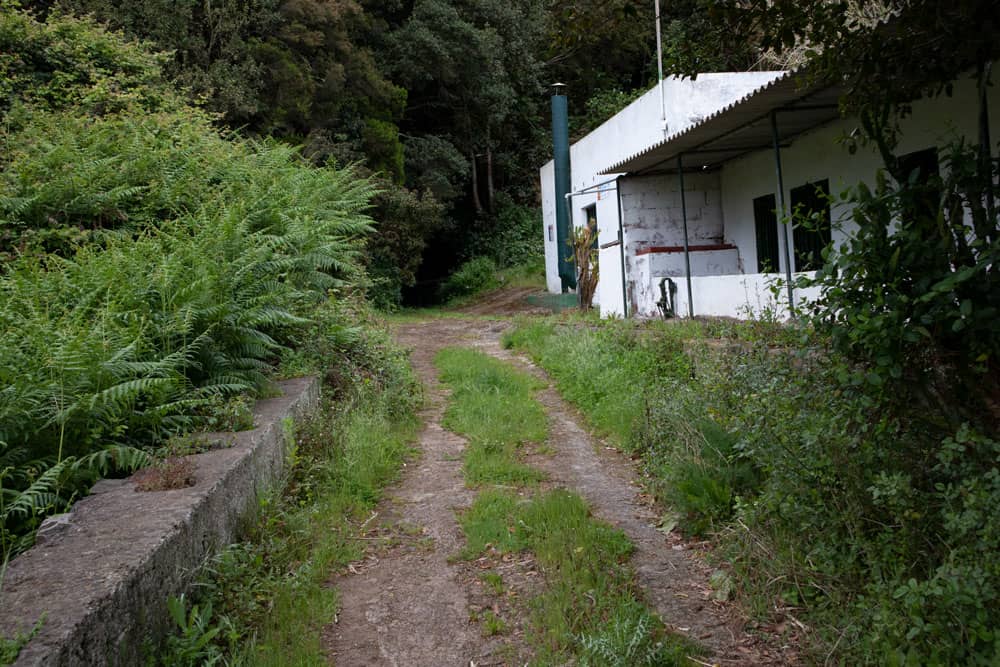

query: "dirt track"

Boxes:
[324, 294, 791, 666]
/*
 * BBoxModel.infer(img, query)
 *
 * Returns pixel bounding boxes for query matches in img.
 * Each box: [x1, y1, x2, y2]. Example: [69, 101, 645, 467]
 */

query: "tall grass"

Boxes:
[502, 318, 696, 448]
[435, 347, 547, 486]
[505, 315, 1000, 664]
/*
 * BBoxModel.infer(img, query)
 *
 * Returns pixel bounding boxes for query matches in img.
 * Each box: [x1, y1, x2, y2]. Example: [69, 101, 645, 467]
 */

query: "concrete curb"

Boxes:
[0, 377, 321, 666]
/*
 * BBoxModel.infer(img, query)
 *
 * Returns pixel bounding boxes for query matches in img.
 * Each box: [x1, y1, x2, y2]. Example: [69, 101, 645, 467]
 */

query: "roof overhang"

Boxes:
[599, 71, 845, 176]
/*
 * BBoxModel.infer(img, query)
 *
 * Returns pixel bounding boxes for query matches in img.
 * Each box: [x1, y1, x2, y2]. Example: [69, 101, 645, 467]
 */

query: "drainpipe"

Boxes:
[771, 110, 794, 315]
[615, 176, 629, 318]
[654, 0, 667, 134]
[551, 83, 576, 291]
[677, 154, 694, 318]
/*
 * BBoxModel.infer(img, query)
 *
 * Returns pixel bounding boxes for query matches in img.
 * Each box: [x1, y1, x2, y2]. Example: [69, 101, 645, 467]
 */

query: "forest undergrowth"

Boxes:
[504, 315, 1000, 665]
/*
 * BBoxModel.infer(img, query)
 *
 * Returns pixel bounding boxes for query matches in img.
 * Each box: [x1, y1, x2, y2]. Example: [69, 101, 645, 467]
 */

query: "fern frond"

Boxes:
[1, 458, 71, 521]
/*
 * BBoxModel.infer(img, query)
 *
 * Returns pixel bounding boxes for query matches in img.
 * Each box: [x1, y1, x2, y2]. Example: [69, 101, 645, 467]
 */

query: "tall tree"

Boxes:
[380, 0, 547, 211]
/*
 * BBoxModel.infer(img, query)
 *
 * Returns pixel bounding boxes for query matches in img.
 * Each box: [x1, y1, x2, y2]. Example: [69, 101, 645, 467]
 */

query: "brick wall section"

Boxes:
[0, 377, 320, 666]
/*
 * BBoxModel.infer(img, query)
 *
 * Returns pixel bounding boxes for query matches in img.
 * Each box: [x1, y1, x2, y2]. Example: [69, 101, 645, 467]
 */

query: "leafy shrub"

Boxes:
[163, 595, 226, 666]
[579, 612, 687, 667]
[0, 2, 177, 120]
[365, 180, 445, 311]
[0, 6, 377, 557]
[438, 256, 499, 302]
[506, 316, 1000, 664]
[464, 194, 544, 269]
[804, 141, 999, 426]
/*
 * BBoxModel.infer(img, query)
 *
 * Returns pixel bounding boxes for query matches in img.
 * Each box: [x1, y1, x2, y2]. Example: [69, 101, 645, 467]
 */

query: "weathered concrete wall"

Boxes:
[620, 172, 727, 253]
[0, 377, 320, 666]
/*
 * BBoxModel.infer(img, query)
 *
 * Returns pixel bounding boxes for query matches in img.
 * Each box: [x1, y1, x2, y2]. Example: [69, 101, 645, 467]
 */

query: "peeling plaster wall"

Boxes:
[620, 172, 727, 251]
[620, 172, 744, 315]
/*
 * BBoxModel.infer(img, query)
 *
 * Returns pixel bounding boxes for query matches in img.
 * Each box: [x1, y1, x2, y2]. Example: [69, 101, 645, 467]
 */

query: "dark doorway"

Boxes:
[753, 193, 780, 272]
[790, 179, 831, 271]
[583, 204, 598, 249]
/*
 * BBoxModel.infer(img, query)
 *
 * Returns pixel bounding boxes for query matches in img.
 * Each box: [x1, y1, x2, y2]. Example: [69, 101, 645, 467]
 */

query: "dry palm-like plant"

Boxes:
[572, 219, 600, 311]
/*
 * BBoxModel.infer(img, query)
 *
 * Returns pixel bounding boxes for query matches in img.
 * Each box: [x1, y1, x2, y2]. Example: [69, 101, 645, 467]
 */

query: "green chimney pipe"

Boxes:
[551, 85, 576, 290]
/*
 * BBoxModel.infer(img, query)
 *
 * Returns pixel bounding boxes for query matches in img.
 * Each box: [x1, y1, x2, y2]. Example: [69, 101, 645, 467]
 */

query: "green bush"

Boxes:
[0, 2, 177, 120]
[464, 194, 544, 269]
[437, 256, 499, 302]
[0, 5, 377, 558]
[506, 316, 1000, 664]
[365, 180, 445, 311]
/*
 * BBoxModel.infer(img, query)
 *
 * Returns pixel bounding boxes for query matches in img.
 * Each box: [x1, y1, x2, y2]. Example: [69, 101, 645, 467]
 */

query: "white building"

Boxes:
[541, 68, 1000, 319]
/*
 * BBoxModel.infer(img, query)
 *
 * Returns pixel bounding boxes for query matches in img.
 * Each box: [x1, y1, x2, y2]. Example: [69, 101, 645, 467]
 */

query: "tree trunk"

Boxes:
[486, 147, 495, 213]
[470, 151, 483, 214]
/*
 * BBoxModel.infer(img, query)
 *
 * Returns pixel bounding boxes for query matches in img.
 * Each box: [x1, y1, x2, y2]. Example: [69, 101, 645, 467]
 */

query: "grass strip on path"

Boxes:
[461, 489, 704, 666]
[435, 347, 547, 487]
[436, 346, 703, 665]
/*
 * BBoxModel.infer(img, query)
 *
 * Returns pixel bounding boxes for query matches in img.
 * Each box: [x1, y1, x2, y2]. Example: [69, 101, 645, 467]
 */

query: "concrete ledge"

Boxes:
[0, 377, 321, 666]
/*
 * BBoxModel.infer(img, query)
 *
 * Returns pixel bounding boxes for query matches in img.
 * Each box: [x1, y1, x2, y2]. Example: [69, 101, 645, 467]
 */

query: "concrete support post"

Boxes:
[615, 176, 629, 318]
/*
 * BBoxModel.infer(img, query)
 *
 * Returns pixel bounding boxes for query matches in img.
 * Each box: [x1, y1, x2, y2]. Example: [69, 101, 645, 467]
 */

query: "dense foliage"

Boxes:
[0, 4, 375, 559]
[17, 0, 743, 302]
[506, 317, 1000, 664]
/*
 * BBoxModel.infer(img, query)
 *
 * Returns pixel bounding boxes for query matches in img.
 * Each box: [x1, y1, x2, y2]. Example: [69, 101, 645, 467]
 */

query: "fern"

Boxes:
[1, 458, 71, 523]
[0, 15, 378, 551]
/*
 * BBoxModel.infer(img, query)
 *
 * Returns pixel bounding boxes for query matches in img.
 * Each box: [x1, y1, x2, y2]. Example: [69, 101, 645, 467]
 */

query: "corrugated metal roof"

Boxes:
[599, 70, 844, 175]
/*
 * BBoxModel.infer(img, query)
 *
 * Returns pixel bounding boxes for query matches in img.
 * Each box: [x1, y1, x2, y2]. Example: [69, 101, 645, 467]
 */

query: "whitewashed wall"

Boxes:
[540, 160, 561, 294]
[540, 71, 786, 315]
[670, 273, 823, 320]
[721, 71, 1000, 276]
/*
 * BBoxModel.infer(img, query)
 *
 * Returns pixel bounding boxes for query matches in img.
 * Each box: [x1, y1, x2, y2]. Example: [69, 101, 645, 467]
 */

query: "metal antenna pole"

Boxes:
[655, 0, 667, 134]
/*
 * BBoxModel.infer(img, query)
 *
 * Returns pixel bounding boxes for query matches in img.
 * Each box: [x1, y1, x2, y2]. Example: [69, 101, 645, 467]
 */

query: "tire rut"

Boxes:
[324, 320, 525, 666]
[325, 315, 790, 666]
